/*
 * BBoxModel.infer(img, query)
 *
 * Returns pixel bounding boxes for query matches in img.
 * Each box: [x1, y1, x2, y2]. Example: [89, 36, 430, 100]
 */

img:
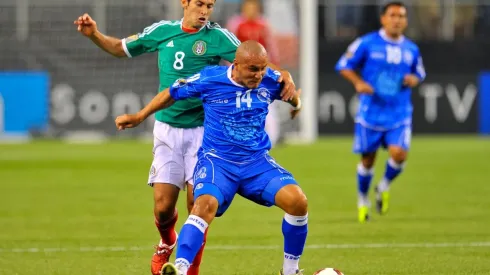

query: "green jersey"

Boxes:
[122, 20, 240, 128]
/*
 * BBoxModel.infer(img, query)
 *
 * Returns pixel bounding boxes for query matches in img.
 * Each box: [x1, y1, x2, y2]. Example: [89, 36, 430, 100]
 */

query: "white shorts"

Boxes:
[148, 121, 204, 189]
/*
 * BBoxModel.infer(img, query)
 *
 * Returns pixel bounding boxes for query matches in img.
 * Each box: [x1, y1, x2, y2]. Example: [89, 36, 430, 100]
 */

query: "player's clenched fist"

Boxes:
[115, 114, 143, 130]
[403, 74, 420, 88]
[74, 13, 97, 37]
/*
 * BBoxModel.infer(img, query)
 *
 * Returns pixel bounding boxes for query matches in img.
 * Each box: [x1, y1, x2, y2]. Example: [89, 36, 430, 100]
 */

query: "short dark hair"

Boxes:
[188, 0, 217, 2]
[381, 1, 406, 15]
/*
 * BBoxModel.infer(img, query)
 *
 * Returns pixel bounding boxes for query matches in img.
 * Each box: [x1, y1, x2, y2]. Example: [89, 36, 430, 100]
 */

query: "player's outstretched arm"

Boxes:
[115, 88, 175, 130]
[339, 69, 373, 94]
[74, 13, 126, 58]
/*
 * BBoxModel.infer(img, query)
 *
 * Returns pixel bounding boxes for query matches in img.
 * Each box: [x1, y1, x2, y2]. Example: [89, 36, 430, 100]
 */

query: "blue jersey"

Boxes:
[169, 65, 282, 162]
[335, 29, 426, 129]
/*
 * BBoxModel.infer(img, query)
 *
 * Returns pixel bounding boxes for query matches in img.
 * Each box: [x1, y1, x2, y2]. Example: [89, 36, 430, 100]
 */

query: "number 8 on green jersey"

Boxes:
[122, 20, 240, 128]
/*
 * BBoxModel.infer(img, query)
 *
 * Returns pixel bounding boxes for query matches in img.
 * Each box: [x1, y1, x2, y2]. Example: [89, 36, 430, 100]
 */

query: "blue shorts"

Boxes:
[353, 123, 412, 154]
[192, 152, 297, 217]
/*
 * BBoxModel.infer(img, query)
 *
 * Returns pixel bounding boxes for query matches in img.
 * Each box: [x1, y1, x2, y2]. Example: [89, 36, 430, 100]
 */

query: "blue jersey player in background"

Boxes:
[335, 1, 426, 223]
[115, 41, 307, 275]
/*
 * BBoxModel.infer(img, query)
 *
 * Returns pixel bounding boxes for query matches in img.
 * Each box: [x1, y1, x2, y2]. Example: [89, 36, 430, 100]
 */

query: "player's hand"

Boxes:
[115, 114, 143, 130]
[354, 81, 374, 94]
[277, 70, 296, 101]
[403, 74, 420, 88]
[74, 13, 98, 37]
[289, 89, 302, 120]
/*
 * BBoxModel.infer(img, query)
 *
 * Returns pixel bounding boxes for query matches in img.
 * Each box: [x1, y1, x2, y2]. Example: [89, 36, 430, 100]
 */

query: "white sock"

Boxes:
[377, 178, 390, 193]
[283, 253, 300, 275]
[175, 258, 190, 275]
[358, 193, 370, 207]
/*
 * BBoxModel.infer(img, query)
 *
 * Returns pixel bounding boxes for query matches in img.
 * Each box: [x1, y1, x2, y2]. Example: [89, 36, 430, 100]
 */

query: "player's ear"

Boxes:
[181, 0, 189, 8]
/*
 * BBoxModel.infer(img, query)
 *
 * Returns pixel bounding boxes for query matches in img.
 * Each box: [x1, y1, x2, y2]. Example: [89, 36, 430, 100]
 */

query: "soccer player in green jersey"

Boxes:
[74, 1, 297, 275]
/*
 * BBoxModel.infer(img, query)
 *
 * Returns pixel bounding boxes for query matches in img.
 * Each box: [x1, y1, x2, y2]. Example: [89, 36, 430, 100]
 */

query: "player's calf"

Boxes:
[153, 184, 180, 245]
[172, 195, 218, 275]
[275, 184, 308, 275]
[185, 183, 207, 275]
[152, 183, 180, 275]
[357, 153, 376, 222]
[379, 146, 407, 191]
[375, 146, 408, 215]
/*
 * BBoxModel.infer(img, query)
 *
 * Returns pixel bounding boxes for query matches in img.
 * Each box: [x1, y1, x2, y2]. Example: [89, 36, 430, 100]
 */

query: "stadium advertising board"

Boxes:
[318, 74, 478, 134]
[0, 72, 49, 139]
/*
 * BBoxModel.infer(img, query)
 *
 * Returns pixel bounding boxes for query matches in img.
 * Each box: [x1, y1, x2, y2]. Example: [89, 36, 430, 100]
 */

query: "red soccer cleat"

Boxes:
[151, 236, 177, 275]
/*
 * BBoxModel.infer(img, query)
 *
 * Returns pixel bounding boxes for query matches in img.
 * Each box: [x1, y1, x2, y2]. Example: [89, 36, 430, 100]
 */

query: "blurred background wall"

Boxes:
[1, 0, 489, 141]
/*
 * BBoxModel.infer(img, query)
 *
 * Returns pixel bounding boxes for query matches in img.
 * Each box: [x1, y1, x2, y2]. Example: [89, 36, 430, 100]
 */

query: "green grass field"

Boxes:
[1, 136, 489, 275]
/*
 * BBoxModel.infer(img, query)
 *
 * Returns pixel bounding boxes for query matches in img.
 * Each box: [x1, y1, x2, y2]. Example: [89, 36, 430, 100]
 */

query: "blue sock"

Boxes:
[282, 213, 308, 275]
[357, 163, 374, 205]
[175, 215, 208, 271]
[378, 158, 404, 192]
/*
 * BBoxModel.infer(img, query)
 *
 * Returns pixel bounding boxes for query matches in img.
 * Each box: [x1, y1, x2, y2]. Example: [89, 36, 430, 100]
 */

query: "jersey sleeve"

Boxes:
[412, 49, 426, 81]
[335, 37, 368, 71]
[122, 21, 170, 58]
[216, 28, 241, 63]
[265, 68, 283, 101]
[169, 72, 206, 100]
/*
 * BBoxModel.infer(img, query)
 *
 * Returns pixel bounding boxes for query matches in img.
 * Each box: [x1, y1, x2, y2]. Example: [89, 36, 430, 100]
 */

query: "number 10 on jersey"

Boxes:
[236, 89, 252, 108]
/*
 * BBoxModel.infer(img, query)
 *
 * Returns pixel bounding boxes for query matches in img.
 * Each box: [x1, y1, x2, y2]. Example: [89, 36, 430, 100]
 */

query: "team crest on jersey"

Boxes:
[192, 40, 207, 55]
[126, 34, 139, 43]
[403, 50, 413, 65]
[173, 78, 187, 88]
[257, 88, 272, 104]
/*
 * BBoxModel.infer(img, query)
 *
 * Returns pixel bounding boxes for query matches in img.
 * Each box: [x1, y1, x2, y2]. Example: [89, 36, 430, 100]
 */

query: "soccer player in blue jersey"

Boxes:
[335, 1, 426, 223]
[115, 40, 307, 275]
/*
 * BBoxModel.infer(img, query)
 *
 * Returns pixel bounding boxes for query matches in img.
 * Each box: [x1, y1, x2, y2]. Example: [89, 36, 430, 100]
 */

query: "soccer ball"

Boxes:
[313, 268, 344, 275]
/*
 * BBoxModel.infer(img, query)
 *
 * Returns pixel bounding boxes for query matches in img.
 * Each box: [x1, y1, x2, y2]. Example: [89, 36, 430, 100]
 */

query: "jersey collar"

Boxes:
[379, 29, 405, 44]
[227, 65, 244, 87]
[180, 19, 207, 33]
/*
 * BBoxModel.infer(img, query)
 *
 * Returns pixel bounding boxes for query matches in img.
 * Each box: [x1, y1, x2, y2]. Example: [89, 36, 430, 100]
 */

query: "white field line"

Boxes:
[0, 242, 489, 253]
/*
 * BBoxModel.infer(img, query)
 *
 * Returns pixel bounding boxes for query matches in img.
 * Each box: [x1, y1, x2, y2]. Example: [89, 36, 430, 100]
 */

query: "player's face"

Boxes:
[182, 0, 215, 29]
[235, 56, 268, 89]
[381, 5, 407, 37]
[242, 1, 261, 20]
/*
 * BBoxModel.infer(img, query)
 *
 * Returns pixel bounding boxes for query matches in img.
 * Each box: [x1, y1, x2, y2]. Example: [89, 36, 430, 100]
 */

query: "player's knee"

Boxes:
[276, 185, 308, 216]
[361, 153, 376, 168]
[390, 148, 408, 163]
[291, 192, 308, 216]
[154, 201, 176, 222]
[190, 195, 219, 224]
[153, 184, 179, 219]
[154, 195, 178, 221]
